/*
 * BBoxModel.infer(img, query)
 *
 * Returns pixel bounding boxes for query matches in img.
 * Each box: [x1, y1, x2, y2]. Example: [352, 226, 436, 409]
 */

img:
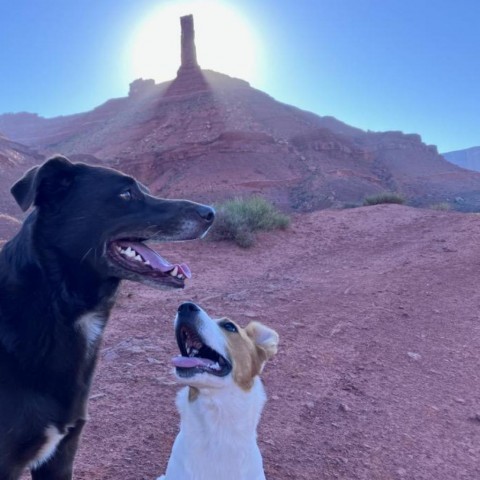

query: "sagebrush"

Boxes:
[363, 192, 405, 206]
[208, 197, 290, 248]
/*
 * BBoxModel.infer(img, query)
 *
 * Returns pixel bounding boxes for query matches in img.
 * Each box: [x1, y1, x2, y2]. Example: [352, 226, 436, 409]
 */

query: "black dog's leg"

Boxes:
[31, 420, 86, 480]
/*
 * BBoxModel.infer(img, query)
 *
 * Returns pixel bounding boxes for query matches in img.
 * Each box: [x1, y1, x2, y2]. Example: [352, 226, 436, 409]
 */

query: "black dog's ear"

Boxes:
[11, 165, 40, 212]
[11, 156, 75, 212]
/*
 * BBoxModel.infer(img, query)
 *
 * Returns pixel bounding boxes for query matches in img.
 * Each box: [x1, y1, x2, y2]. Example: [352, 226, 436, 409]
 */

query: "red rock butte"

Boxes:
[2, 14, 480, 214]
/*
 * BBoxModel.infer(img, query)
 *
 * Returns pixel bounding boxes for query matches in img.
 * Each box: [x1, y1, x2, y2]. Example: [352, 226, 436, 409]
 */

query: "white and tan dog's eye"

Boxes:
[221, 321, 238, 333]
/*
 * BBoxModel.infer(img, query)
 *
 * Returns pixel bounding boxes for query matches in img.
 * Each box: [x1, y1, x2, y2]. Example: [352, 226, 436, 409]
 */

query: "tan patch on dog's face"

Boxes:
[219, 318, 279, 391]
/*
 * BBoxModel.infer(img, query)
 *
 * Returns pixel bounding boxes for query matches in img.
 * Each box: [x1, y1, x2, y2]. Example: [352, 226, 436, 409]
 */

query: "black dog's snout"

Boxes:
[196, 205, 215, 224]
[178, 302, 200, 314]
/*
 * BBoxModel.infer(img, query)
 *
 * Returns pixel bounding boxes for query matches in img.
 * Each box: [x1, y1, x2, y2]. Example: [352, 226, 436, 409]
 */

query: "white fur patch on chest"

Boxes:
[29, 425, 65, 469]
[75, 312, 105, 356]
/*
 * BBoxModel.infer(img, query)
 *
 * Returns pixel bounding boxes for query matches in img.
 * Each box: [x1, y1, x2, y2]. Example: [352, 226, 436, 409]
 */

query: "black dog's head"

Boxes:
[11, 156, 215, 289]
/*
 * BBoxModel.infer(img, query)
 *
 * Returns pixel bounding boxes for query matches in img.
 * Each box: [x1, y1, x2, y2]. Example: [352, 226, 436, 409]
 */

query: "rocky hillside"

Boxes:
[2, 71, 479, 212]
[1, 15, 479, 211]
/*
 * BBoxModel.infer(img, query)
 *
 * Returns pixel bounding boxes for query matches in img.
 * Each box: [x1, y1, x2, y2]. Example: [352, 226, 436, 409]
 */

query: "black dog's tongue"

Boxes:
[117, 241, 191, 278]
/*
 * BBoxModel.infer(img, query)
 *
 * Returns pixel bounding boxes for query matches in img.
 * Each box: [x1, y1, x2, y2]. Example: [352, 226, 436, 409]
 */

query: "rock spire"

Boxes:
[179, 14, 199, 71]
[166, 14, 208, 96]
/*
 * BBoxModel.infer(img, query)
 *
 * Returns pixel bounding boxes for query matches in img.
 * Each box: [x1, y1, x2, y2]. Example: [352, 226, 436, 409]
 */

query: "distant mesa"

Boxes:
[1, 15, 480, 213]
[443, 146, 480, 172]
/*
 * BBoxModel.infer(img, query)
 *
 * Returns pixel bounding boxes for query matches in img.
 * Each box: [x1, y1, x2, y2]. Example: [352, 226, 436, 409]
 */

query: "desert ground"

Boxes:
[10, 204, 479, 479]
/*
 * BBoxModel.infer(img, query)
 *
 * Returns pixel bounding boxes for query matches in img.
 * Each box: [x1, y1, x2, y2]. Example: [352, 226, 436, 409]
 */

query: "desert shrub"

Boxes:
[208, 196, 290, 248]
[363, 192, 405, 206]
[430, 202, 452, 211]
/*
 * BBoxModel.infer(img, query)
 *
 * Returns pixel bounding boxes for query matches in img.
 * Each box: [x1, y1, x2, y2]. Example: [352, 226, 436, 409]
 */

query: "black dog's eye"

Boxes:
[221, 322, 238, 333]
[119, 190, 132, 201]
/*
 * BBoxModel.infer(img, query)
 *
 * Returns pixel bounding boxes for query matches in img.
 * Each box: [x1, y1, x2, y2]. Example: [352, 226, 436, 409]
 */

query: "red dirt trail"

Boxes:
[14, 204, 480, 479]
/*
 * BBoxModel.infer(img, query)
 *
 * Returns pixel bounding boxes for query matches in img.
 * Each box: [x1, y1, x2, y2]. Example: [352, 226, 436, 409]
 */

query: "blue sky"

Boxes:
[0, 0, 478, 152]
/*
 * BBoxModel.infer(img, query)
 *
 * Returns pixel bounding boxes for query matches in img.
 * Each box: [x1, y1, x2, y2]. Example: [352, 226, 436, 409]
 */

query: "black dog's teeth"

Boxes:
[115, 245, 150, 266]
[114, 244, 186, 280]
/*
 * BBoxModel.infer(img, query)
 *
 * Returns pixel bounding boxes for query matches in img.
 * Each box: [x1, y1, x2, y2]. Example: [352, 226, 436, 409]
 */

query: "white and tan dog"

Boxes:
[157, 302, 279, 480]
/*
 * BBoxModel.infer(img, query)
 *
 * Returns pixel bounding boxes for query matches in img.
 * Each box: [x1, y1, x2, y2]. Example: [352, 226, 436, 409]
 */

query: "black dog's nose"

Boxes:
[178, 302, 200, 314]
[196, 205, 215, 224]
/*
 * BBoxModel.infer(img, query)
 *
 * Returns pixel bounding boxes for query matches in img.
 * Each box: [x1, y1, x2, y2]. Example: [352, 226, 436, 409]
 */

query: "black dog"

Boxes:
[0, 156, 214, 479]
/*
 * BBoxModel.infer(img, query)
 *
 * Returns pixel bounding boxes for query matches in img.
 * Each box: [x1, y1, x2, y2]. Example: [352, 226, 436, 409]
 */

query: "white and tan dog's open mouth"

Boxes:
[172, 323, 232, 377]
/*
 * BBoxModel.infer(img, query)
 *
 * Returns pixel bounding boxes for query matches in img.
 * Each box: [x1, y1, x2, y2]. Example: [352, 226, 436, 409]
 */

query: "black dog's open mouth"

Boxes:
[172, 325, 232, 377]
[107, 239, 191, 288]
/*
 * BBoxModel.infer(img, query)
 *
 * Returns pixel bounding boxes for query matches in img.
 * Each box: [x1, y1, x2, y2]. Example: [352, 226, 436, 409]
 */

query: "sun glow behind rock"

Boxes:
[128, 0, 261, 85]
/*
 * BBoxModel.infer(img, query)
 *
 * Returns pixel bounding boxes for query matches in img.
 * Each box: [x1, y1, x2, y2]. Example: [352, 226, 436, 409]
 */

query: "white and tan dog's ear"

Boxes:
[245, 321, 279, 361]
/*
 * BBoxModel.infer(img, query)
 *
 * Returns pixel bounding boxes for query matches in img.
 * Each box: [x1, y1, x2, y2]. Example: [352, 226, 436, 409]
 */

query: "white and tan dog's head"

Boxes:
[171, 302, 279, 391]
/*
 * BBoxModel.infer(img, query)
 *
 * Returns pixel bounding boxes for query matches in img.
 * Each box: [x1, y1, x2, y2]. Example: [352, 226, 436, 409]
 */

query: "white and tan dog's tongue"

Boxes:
[172, 356, 216, 368]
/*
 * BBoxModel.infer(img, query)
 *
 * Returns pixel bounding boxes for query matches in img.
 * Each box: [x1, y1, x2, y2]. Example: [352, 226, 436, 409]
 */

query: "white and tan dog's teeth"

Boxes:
[186, 344, 200, 357]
